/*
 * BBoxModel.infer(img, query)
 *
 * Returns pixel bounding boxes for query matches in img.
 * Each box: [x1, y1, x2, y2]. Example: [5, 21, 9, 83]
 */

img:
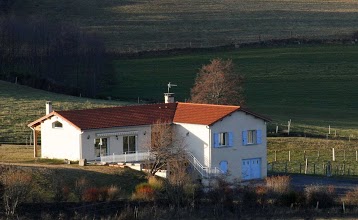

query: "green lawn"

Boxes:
[107, 44, 358, 137]
[0, 81, 131, 143]
[14, 0, 358, 50]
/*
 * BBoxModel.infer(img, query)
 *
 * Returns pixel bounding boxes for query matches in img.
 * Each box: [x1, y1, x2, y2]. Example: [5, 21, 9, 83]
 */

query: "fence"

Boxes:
[268, 148, 358, 176]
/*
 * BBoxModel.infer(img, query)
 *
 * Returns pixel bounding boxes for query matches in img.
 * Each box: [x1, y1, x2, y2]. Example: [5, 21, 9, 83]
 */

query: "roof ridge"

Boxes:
[55, 102, 176, 113]
[177, 102, 240, 108]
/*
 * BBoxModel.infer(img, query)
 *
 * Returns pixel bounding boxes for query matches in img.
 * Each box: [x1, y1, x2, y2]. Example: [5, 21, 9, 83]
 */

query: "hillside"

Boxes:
[14, 0, 358, 50]
[106, 44, 358, 137]
[0, 81, 131, 143]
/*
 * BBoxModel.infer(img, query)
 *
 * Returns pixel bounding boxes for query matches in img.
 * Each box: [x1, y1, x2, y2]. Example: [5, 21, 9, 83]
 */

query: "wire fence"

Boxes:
[268, 148, 358, 176]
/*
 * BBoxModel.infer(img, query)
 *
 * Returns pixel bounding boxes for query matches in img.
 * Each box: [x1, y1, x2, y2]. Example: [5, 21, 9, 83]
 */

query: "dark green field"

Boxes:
[106, 44, 358, 136]
[14, 0, 358, 50]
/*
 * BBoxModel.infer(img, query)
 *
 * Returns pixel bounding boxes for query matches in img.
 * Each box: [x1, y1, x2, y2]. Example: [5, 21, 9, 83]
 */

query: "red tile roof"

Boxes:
[28, 102, 270, 130]
[174, 103, 240, 125]
[28, 103, 177, 130]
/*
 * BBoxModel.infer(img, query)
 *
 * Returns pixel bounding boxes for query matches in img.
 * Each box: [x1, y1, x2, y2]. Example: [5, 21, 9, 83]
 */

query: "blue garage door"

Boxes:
[241, 158, 261, 180]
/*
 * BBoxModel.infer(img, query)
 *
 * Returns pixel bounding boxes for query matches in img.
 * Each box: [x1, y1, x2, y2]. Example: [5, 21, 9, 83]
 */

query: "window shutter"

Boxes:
[228, 132, 233, 147]
[242, 130, 248, 146]
[257, 130, 262, 144]
[214, 133, 219, 148]
[219, 161, 228, 174]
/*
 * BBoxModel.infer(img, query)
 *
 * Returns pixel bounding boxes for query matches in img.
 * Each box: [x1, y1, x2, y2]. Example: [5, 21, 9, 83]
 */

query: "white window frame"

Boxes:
[219, 132, 228, 147]
[247, 130, 257, 145]
[52, 121, 63, 129]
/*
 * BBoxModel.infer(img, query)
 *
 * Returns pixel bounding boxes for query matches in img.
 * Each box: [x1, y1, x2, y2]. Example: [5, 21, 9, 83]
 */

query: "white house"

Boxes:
[28, 97, 270, 181]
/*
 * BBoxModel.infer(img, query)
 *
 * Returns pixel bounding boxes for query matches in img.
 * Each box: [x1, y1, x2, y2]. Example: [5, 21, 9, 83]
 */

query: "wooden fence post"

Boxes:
[288, 150, 291, 162]
[313, 163, 316, 175]
[305, 158, 308, 174]
[332, 148, 335, 161]
[344, 150, 346, 161]
[275, 150, 277, 162]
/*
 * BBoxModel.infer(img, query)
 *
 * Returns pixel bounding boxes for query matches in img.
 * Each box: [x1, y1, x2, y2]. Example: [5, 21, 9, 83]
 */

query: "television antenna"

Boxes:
[167, 82, 177, 93]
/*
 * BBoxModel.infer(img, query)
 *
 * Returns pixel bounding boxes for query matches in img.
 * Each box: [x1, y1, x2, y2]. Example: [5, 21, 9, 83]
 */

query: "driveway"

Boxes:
[287, 174, 357, 195]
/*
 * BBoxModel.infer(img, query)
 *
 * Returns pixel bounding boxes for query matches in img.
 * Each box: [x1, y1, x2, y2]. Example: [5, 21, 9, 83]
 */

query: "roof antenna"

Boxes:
[164, 82, 177, 103]
[167, 82, 177, 93]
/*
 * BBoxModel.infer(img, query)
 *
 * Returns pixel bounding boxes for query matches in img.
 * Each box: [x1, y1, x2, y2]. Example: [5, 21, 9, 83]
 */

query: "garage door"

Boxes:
[241, 158, 261, 180]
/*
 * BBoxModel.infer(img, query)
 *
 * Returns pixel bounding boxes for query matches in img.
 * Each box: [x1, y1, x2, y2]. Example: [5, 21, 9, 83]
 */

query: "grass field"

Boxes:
[106, 44, 358, 137]
[268, 137, 358, 176]
[0, 145, 147, 201]
[0, 81, 131, 143]
[14, 0, 358, 50]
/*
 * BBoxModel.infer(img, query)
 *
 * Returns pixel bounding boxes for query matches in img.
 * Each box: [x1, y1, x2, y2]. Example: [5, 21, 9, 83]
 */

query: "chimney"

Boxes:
[164, 82, 177, 103]
[164, 93, 175, 103]
[46, 101, 53, 114]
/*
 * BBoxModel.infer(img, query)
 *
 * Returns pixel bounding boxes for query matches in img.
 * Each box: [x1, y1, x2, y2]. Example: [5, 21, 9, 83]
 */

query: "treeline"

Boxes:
[0, 16, 113, 97]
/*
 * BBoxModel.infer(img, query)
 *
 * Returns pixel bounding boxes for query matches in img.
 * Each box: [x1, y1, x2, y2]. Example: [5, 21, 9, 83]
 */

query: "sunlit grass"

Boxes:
[0, 81, 131, 143]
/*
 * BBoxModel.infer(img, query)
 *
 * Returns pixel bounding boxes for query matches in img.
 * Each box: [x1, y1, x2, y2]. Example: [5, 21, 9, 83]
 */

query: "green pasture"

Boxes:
[0, 81, 130, 143]
[268, 137, 358, 176]
[107, 44, 358, 136]
[15, 0, 358, 50]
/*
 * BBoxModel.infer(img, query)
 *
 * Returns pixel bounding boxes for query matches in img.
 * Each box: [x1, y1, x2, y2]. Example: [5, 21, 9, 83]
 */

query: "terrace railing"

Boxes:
[100, 150, 150, 163]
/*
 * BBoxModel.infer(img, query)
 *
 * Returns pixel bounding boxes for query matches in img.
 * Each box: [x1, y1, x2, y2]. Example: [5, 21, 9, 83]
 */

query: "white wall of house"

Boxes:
[174, 123, 210, 167]
[41, 116, 81, 160]
[81, 125, 151, 161]
[210, 111, 267, 181]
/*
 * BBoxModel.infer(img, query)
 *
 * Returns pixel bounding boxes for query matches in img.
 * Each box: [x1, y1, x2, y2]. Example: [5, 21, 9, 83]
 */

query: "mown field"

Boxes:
[0, 81, 130, 143]
[14, 0, 358, 50]
[107, 44, 358, 137]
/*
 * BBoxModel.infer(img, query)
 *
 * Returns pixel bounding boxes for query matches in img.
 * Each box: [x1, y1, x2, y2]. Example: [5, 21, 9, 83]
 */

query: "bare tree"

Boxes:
[190, 58, 245, 106]
[148, 120, 187, 177]
[0, 166, 32, 216]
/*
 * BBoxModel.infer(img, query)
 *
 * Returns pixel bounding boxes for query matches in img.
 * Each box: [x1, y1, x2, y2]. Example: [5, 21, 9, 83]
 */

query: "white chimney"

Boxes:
[164, 93, 175, 103]
[46, 101, 53, 114]
[164, 82, 177, 103]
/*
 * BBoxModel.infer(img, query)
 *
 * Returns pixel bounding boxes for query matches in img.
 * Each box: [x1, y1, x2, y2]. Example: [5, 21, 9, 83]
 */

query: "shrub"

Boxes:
[341, 187, 358, 205]
[148, 176, 164, 191]
[107, 185, 121, 201]
[82, 187, 100, 202]
[304, 184, 335, 208]
[132, 183, 155, 201]
[266, 175, 291, 194]
[0, 167, 32, 216]
[238, 186, 258, 209]
[74, 177, 89, 202]
[277, 190, 305, 207]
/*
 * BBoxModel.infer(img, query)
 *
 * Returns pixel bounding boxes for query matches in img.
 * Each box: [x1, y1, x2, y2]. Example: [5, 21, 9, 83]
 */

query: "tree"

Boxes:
[190, 58, 245, 106]
[148, 120, 187, 177]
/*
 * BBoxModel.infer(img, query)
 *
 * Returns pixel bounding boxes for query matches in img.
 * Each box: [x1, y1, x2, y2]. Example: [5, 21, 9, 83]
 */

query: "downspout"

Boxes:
[79, 131, 83, 160]
[207, 126, 211, 169]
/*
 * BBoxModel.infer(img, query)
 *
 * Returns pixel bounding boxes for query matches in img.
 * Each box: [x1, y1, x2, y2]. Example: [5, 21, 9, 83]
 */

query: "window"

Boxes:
[94, 138, 108, 157]
[52, 121, 63, 128]
[214, 132, 233, 148]
[219, 132, 228, 146]
[247, 130, 257, 144]
[123, 135, 136, 154]
[242, 130, 262, 145]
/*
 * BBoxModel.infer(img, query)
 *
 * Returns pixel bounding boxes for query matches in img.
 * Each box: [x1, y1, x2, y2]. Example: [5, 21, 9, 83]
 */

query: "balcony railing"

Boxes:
[100, 150, 150, 163]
